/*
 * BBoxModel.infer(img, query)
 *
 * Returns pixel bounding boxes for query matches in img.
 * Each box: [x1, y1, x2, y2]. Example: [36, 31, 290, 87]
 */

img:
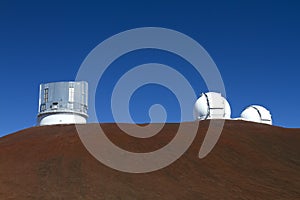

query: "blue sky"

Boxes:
[0, 0, 299, 136]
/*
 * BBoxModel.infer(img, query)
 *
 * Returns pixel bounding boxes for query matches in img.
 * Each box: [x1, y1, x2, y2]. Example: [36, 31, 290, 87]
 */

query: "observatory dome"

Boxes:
[240, 105, 272, 125]
[37, 81, 88, 126]
[194, 92, 231, 120]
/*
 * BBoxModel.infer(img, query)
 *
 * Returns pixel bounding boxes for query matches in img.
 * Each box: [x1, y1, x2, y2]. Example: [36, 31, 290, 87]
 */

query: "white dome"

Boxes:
[240, 105, 272, 125]
[194, 92, 231, 120]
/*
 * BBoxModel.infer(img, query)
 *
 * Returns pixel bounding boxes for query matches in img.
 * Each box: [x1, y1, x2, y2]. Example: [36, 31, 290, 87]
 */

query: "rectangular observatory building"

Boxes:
[37, 81, 88, 126]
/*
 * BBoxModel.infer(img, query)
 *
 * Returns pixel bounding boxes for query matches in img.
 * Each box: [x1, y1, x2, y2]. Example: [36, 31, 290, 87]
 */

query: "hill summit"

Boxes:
[0, 120, 299, 199]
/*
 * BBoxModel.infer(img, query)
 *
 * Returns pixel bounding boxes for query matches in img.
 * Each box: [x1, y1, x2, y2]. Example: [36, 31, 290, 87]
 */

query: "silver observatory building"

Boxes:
[37, 81, 88, 126]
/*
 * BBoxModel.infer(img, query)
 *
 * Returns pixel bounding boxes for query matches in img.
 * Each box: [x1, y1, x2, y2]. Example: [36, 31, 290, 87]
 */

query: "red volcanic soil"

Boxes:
[0, 120, 299, 199]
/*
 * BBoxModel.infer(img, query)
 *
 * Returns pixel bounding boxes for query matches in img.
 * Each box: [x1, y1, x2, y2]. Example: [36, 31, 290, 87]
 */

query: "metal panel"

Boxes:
[38, 81, 88, 117]
[208, 93, 224, 109]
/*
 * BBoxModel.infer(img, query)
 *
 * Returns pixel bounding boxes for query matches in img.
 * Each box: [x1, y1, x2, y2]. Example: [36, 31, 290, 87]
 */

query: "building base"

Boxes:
[37, 113, 87, 126]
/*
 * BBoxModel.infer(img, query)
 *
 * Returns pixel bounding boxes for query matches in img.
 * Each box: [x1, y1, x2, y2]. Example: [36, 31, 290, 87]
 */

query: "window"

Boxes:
[44, 88, 49, 103]
[69, 86, 74, 102]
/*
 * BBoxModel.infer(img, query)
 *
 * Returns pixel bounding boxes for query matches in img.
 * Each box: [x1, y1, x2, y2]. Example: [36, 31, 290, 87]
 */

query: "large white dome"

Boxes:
[194, 92, 231, 120]
[240, 105, 272, 125]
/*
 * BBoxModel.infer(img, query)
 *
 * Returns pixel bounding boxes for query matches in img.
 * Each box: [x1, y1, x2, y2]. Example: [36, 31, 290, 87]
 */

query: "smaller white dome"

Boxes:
[240, 105, 272, 125]
[194, 92, 231, 120]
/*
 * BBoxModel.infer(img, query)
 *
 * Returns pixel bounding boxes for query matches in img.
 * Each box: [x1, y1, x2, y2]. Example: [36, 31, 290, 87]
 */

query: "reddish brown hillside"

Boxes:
[0, 120, 299, 199]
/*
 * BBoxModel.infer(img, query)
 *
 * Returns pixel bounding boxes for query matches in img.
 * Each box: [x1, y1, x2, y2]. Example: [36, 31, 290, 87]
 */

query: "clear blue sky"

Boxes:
[0, 0, 299, 136]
